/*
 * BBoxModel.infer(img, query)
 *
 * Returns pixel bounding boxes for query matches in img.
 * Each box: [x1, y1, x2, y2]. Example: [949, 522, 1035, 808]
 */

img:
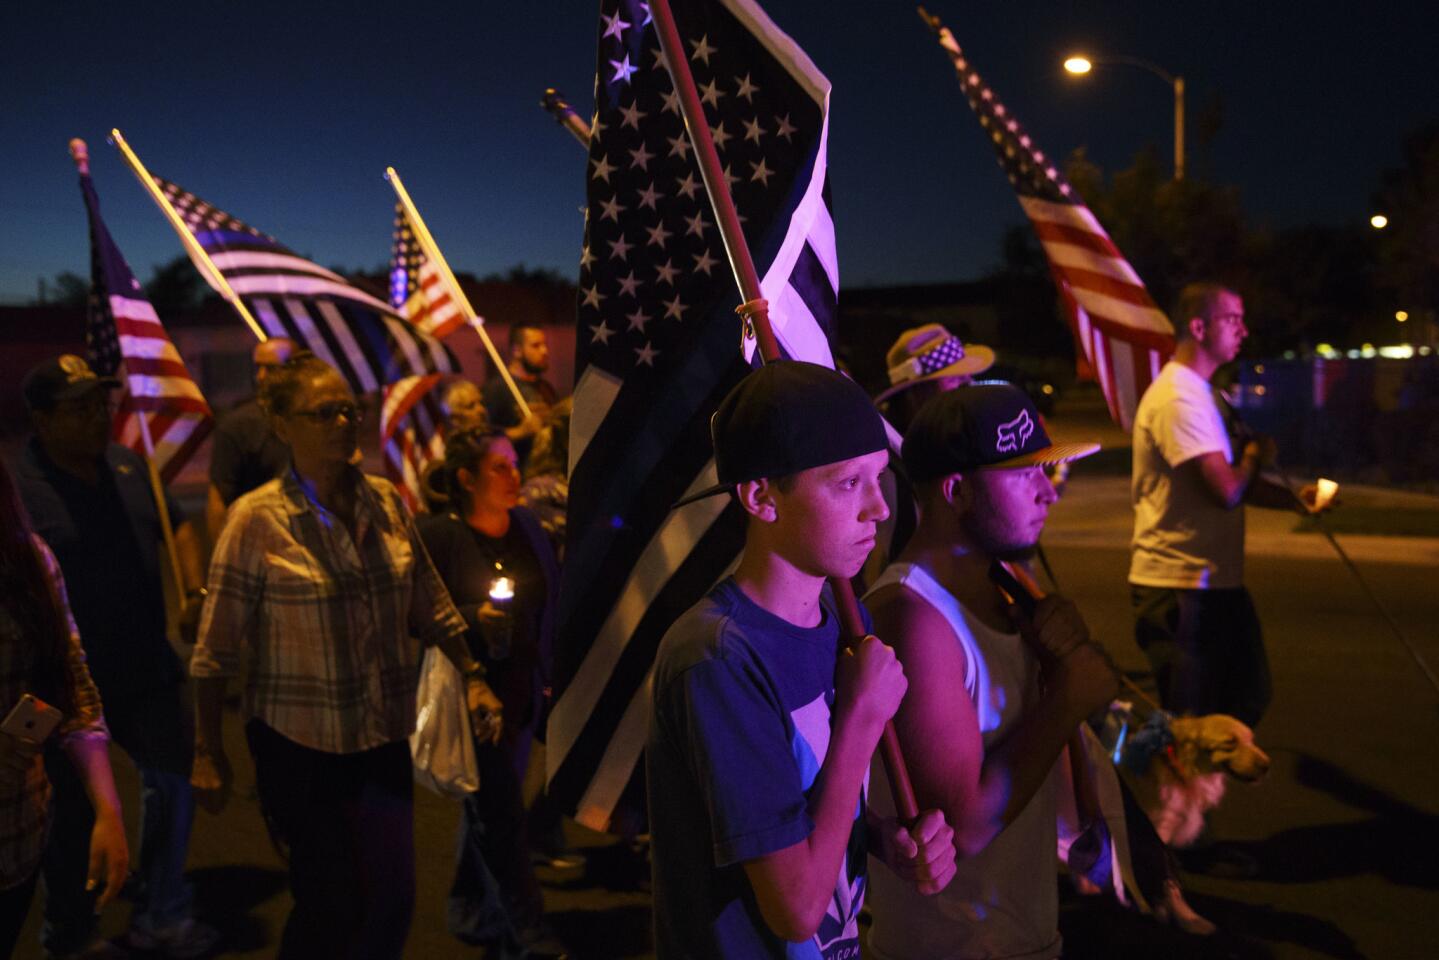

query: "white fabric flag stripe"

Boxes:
[208, 250, 347, 283]
[567, 366, 624, 477]
[546, 458, 729, 776]
[228, 274, 396, 315]
[313, 300, 382, 394]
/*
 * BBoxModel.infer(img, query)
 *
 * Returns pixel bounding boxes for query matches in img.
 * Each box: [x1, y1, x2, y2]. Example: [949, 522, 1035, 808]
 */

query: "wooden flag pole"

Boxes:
[650, 0, 919, 822]
[134, 408, 190, 610]
[992, 560, 1108, 827]
[541, 89, 594, 146]
[70, 138, 187, 607]
[109, 128, 268, 344]
[385, 167, 533, 421]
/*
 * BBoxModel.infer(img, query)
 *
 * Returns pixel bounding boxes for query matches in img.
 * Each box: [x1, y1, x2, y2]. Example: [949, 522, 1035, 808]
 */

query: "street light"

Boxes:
[1064, 52, 1185, 181]
[1396, 310, 1408, 322]
[1370, 214, 1389, 229]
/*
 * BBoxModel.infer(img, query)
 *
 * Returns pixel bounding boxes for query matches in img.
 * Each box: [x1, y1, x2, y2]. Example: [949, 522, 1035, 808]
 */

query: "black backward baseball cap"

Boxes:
[674, 360, 890, 508]
[902, 381, 1100, 482]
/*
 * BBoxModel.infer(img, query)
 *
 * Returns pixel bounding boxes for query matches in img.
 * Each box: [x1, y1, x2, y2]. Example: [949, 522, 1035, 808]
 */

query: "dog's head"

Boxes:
[1167, 714, 1271, 783]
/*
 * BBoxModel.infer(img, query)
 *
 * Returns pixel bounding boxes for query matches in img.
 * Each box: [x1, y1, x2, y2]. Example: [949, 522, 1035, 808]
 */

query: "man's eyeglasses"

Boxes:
[292, 401, 362, 424]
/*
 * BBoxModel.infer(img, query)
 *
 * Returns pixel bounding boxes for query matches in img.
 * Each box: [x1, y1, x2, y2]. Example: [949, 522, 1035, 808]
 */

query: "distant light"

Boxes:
[1282, 350, 1297, 360]
[1370, 214, 1388, 229]
[1041, 383, 1055, 395]
[1379, 345, 1415, 359]
[1254, 363, 1265, 374]
[1396, 310, 1409, 322]
[1346, 350, 1362, 359]
[1315, 342, 1337, 358]
[1064, 56, 1093, 75]
[1254, 385, 1267, 396]
[1420, 346, 1433, 356]
[1361, 343, 1377, 358]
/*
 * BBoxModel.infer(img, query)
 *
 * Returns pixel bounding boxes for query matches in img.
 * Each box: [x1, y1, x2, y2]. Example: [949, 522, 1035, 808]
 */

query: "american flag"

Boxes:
[928, 20, 1175, 430]
[389, 203, 468, 339]
[379, 373, 447, 514]
[79, 168, 212, 484]
[546, 0, 840, 830]
[152, 176, 458, 395]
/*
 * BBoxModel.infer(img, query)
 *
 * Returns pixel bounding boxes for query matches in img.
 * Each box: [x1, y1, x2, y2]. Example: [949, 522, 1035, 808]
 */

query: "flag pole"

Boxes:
[69, 138, 188, 607]
[384, 167, 533, 421]
[108, 128, 268, 344]
[541, 88, 594, 146]
[649, 0, 918, 821]
[134, 408, 189, 609]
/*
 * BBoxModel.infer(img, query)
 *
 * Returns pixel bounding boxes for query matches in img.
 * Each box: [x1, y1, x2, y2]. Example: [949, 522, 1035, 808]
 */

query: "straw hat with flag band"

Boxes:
[875, 323, 996, 405]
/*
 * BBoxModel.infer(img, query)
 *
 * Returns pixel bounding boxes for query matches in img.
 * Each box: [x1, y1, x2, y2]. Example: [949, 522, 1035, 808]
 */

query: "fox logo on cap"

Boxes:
[995, 409, 1034, 453]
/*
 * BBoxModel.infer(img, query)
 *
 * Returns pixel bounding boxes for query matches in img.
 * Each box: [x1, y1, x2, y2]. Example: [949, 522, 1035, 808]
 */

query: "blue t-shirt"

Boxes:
[647, 578, 870, 960]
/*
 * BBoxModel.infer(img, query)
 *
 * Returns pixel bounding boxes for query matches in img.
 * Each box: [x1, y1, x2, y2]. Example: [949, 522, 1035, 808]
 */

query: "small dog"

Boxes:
[1124, 713, 1272, 848]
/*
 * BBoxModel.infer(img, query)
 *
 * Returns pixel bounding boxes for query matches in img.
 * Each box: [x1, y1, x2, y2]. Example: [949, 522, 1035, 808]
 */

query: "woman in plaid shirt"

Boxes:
[190, 355, 500, 960]
[0, 459, 127, 957]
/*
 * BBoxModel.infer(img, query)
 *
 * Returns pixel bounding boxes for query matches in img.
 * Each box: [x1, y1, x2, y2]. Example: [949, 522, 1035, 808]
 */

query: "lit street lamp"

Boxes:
[1370, 214, 1389, 229]
[1065, 53, 1185, 181]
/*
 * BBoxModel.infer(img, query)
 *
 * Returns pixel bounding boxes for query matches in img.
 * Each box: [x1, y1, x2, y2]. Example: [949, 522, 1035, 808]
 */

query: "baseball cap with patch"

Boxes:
[674, 360, 890, 507]
[902, 381, 1099, 481]
[22, 355, 120, 412]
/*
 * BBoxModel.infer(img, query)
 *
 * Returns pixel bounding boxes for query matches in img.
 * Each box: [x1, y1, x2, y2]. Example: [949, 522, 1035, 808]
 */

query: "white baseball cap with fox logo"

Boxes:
[901, 382, 1100, 481]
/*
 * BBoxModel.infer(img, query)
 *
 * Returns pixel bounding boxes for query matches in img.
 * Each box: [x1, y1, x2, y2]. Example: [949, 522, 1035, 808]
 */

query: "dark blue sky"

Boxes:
[3, 1, 1433, 304]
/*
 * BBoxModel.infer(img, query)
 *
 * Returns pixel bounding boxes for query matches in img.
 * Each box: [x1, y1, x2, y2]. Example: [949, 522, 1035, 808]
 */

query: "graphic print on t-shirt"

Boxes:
[789, 691, 867, 960]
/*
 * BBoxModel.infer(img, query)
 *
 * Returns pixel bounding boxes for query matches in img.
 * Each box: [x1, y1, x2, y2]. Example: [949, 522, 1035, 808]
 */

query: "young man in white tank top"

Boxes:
[865, 383, 1120, 960]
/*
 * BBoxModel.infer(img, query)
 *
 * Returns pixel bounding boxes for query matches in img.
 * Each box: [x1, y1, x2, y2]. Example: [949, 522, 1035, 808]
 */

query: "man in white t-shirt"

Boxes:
[1130, 283, 1322, 726]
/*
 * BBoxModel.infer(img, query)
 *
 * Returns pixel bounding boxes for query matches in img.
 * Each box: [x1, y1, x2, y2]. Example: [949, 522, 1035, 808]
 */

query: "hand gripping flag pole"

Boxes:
[70, 138, 188, 604]
[108, 129, 268, 344]
[649, 0, 919, 822]
[384, 167, 533, 420]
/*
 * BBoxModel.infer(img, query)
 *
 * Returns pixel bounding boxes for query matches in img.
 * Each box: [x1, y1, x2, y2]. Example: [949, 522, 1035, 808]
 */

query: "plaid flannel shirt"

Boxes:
[192, 469, 467, 754]
[0, 537, 108, 889]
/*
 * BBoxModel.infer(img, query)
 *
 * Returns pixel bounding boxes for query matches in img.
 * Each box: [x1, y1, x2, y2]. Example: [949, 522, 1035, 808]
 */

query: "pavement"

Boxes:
[14, 385, 1439, 959]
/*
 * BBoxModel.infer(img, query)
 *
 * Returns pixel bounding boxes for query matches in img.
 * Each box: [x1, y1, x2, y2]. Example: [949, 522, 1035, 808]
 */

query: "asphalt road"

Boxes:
[16, 465, 1439, 959]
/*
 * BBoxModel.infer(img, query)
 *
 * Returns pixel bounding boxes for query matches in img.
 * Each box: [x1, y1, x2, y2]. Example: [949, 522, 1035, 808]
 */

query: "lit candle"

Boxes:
[489, 576, 514, 603]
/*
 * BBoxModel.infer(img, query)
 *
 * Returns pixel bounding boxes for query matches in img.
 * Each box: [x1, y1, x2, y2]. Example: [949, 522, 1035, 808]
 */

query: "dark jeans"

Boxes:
[449, 725, 542, 947]
[0, 872, 38, 960]
[42, 684, 195, 954]
[246, 720, 415, 960]
[1131, 584, 1272, 726]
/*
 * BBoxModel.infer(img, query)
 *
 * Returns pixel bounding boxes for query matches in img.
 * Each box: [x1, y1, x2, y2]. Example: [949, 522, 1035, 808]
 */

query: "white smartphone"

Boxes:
[1, 694, 64, 743]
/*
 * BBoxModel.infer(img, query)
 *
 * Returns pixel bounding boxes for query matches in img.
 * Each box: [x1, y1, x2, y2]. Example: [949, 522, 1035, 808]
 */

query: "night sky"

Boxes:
[3, 1, 1433, 305]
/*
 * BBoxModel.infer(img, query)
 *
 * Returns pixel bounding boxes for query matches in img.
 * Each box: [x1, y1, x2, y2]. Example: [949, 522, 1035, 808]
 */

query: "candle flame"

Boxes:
[489, 576, 515, 601]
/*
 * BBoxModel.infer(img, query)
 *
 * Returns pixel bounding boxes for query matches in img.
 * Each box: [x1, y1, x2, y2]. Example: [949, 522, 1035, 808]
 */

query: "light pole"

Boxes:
[1065, 54, 1185, 181]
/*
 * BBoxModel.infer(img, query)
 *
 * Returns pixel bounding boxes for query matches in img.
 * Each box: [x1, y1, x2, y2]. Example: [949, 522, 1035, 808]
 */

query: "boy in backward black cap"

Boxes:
[647, 361, 957, 959]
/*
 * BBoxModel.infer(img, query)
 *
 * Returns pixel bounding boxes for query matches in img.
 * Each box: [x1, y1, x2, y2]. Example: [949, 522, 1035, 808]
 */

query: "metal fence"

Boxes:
[1235, 356, 1439, 491]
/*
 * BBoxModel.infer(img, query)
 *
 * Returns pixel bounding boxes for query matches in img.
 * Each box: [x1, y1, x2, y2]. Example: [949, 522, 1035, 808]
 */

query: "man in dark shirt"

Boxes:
[15, 355, 218, 957]
[482, 323, 558, 469]
[204, 336, 295, 542]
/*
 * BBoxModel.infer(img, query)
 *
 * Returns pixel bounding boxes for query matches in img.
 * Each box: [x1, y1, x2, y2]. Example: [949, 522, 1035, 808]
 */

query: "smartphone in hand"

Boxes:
[1, 694, 63, 743]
